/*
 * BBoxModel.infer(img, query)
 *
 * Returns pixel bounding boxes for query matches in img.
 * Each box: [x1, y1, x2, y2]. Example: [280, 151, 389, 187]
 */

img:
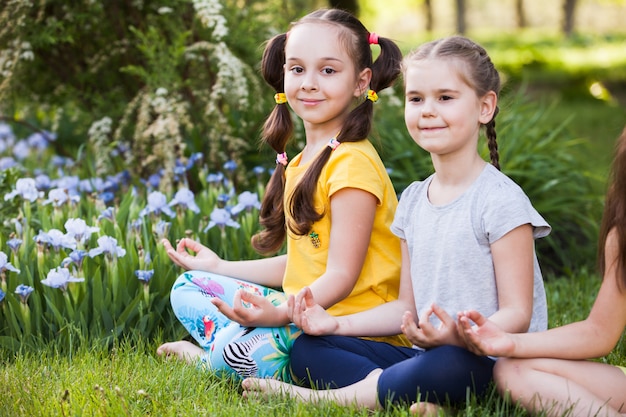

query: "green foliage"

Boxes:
[373, 87, 604, 275]
[0, 121, 271, 351]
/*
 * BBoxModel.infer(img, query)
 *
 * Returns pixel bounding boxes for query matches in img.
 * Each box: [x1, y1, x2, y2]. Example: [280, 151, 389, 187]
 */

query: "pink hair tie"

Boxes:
[276, 152, 288, 166]
[327, 138, 341, 150]
[368, 32, 379, 45]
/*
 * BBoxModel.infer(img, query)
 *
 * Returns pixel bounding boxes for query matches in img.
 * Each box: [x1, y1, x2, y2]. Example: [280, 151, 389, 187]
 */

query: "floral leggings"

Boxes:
[169, 270, 301, 382]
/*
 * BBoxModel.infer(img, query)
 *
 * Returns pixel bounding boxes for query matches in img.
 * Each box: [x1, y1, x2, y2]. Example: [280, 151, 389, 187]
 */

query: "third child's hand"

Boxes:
[458, 310, 516, 357]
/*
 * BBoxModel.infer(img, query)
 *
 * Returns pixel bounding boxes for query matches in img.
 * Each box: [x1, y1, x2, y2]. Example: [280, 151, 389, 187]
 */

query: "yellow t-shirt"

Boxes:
[282, 140, 409, 346]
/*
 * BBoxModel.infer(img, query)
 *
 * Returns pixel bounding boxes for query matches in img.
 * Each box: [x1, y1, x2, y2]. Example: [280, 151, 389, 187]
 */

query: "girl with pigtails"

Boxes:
[242, 36, 551, 415]
[157, 8, 410, 382]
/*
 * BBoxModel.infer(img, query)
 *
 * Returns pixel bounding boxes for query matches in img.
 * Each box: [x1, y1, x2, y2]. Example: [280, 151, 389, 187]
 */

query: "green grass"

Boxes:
[1, 272, 622, 417]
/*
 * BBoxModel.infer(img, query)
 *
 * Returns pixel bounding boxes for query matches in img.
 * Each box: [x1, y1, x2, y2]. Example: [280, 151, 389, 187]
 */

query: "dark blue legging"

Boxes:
[290, 334, 495, 407]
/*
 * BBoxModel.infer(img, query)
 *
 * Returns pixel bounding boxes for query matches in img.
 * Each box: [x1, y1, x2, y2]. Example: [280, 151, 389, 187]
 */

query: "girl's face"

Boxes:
[404, 59, 496, 159]
[284, 23, 370, 136]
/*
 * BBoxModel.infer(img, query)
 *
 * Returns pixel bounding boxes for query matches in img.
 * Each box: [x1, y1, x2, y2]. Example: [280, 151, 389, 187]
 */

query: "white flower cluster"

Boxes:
[88, 116, 114, 176]
[0, 40, 33, 79]
[192, 0, 228, 40]
[210, 42, 249, 109]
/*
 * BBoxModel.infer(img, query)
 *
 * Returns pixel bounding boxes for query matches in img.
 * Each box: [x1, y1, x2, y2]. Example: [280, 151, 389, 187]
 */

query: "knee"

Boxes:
[169, 273, 193, 308]
[290, 335, 319, 371]
[493, 357, 524, 395]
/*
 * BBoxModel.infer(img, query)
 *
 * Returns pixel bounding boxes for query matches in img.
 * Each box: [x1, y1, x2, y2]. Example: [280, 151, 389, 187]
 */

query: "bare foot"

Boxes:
[242, 378, 324, 403]
[156, 340, 204, 364]
[409, 401, 444, 416]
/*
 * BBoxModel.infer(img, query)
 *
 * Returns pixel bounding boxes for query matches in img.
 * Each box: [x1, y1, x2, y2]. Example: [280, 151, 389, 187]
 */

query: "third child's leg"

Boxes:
[495, 358, 626, 417]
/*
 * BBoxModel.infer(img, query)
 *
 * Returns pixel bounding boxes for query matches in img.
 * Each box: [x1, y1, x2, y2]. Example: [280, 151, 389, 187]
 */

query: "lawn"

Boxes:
[0, 272, 618, 417]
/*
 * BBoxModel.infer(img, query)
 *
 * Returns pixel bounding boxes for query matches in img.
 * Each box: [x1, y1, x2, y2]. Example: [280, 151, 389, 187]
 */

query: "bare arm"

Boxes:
[460, 229, 626, 359]
[293, 239, 416, 337]
[162, 237, 286, 288]
[488, 223, 536, 333]
[306, 187, 378, 308]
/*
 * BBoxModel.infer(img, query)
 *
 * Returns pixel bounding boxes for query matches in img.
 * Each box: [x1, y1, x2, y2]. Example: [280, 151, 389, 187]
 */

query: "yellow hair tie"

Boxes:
[274, 93, 287, 104]
[367, 89, 378, 103]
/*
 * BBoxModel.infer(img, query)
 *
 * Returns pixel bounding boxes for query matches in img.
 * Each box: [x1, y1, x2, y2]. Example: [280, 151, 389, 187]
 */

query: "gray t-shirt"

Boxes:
[391, 163, 550, 333]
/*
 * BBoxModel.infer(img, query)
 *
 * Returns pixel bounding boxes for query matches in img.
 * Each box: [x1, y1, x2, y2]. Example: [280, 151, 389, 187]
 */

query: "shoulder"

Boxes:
[395, 176, 432, 213]
[330, 140, 382, 164]
[476, 164, 551, 239]
[325, 140, 392, 200]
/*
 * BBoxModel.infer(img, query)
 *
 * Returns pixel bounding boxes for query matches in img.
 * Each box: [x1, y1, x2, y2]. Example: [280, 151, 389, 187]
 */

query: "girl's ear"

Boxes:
[354, 68, 373, 98]
[479, 91, 498, 124]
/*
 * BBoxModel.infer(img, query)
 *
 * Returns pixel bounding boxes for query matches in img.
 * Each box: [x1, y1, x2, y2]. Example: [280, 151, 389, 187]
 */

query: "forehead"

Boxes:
[404, 59, 466, 90]
[285, 22, 350, 56]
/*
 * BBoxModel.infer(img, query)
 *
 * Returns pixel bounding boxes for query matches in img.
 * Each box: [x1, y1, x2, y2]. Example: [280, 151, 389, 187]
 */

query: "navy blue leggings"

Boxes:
[290, 334, 495, 407]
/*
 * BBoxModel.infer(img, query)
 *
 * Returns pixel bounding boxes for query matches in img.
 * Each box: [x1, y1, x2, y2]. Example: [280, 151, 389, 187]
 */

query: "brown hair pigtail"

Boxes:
[252, 33, 292, 255]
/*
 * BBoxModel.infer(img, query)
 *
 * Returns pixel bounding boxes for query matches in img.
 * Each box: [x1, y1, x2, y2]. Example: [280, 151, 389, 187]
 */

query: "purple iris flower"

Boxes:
[0, 157, 17, 170]
[7, 238, 22, 254]
[61, 249, 88, 269]
[186, 152, 203, 169]
[169, 188, 200, 213]
[206, 172, 224, 185]
[0, 289, 5, 303]
[135, 269, 154, 284]
[203, 208, 240, 233]
[12, 140, 30, 160]
[41, 229, 77, 251]
[14, 284, 34, 304]
[41, 267, 84, 291]
[65, 218, 99, 245]
[231, 191, 261, 215]
[141, 173, 162, 191]
[89, 236, 126, 260]
[216, 193, 230, 208]
[4, 178, 42, 202]
[223, 160, 237, 173]
[98, 207, 115, 222]
[139, 191, 175, 218]
[42, 188, 80, 207]
[253, 166, 265, 178]
[35, 174, 52, 191]
[0, 251, 20, 274]
[153, 220, 171, 240]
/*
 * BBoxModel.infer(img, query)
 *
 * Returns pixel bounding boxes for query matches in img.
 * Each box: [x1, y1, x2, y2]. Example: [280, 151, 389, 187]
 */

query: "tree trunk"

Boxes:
[516, 0, 527, 28]
[455, 0, 466, 34]
[424, 0, 433, 32]
[562, 0, 578, 37]
[328, 0, 359, 15]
